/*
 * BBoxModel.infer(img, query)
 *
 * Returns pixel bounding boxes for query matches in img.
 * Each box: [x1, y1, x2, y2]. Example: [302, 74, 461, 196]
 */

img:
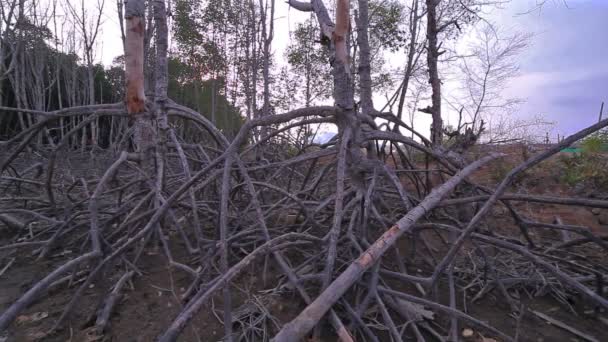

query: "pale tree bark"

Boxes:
[125, 0, 153, 157]
[260, 0, 275, 117]
[334, 0, 350, 73]
[243, 2, 253, 121]
[304, 17, 313, 107]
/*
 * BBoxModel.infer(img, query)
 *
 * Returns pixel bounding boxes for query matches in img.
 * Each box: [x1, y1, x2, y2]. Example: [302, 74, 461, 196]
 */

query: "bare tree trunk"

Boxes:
[287, 3, 367, 341]
[211, 78, 217, 125]
[52, 3, 65, 142]
[248, 0, 259, 137]
[396, 0, 421, 124]
[356, 0, 377, 158]
[125, 0, 152, 157]
[332, 0, 354, 112]
[154, 0, 168, 161]
[356, 0, 373, 116]
[426, 0, 443, 145]
[260, 0, 274, 116]
[259, 0, 275, 139]
[243, 9, 252, 121]
[143, 0, 155, 97]
[64, 0, 106, 147]
[87, 62, 96, 145]
[117, 0, 126, 50]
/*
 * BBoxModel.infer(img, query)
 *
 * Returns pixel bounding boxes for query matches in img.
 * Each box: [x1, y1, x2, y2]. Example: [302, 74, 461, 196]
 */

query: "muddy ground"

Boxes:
[1, 147, 607, 341]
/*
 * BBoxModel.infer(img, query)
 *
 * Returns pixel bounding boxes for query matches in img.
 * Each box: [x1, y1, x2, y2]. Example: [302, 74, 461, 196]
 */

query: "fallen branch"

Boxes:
[158, 233, 321, 342]
[271, 153, 502, 341]
[530, 310, 599, 342]
[95, 271, 134, 334]
[439, 194, 608, 208]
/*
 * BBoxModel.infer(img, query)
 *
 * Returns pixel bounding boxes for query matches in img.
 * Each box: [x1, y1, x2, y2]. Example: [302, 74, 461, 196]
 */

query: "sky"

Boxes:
[494, 0, 608, 139]
[89, 0, 607, 140]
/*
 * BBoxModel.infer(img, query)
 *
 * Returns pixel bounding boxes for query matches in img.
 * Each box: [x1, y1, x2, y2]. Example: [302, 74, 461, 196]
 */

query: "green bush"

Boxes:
[559, 154, 584, 186]
[581, 135, 604, 154]
[558, 142, 608, 188]
[489, 158, 513, 184]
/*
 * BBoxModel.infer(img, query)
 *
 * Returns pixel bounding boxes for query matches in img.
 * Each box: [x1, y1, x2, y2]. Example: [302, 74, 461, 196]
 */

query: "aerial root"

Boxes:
[1, 107, 607, 341]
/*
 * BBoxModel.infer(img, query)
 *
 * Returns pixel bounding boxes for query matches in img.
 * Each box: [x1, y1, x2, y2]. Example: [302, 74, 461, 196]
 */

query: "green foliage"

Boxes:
[368, 0, 407, 52]
[173, 0, 204, 46]
[437, 0, 482, 40]
[171, 0, 243, 135]
[283, 18, 332, 109]
[0, 22, 125, 140]
[0, 16, 242, 142]
[168, 58, 243, 136]
[558, 153, 584, 186]
[581, 136, 603, 154]
[173, 0, 228, 77]
[581, 129, 608, 153]
[489, 158, 514, 184]
[284, 144, 300, 159]
[558, 138, 608, 188]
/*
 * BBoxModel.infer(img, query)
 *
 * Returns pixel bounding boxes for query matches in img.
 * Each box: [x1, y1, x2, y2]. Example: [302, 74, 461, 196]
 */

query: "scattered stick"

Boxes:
[95, 271, 134, 334]
[530, 310, 600, 342]
[158, 233, 321, 342]
[272, 153, 502, 341]
[0, 258, 15, 277]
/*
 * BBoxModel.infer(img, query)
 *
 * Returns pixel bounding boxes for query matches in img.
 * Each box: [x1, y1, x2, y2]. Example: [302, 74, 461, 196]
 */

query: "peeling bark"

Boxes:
[125, 1, 146, 115]
[334, 0, 350, 69]
[125, 0, 153, 157]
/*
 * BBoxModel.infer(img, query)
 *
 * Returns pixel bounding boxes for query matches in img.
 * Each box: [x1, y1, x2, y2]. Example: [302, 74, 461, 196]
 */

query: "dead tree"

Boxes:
[65, 0, 105, 145]
[1, 1, 608, 342]
[356, 0, 373, 116]
[396, 0, 423, 125]
[425, 0, 443, 145]
[125, 0, 153, 158]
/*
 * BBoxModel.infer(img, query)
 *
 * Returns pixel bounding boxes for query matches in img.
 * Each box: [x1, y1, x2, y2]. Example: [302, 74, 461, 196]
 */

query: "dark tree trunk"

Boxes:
[426, 0, 443, 145]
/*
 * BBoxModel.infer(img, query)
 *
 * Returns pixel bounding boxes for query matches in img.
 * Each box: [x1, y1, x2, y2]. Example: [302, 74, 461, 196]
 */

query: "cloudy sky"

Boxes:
[94, 0, 607, 139]
[494, 0, 608, 138]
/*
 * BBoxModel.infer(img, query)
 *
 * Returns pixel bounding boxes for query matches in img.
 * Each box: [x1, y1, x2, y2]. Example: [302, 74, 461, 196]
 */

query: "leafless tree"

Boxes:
[425, 0, 444, 145]
[65, 0, 105, 145]
[0, 2, 607, 342]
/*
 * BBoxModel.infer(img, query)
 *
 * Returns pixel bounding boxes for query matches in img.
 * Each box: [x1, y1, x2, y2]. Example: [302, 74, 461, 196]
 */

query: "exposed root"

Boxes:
[1, 104, 607, 342]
